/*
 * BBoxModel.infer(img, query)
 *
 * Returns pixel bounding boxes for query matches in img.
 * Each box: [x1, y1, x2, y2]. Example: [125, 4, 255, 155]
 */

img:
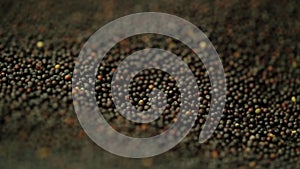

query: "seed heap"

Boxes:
[0, 0, 299, 169]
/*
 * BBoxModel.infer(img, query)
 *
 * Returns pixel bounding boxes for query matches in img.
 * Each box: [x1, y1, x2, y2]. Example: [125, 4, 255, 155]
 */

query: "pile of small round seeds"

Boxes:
[0, 0, 299, 169]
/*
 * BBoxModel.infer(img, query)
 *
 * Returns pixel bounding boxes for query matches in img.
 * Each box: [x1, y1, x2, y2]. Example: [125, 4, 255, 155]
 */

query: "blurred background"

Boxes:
[0, 0, 299, 169]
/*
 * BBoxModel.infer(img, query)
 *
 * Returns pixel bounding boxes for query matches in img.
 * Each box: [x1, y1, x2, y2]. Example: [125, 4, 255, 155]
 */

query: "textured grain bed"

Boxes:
[0, 0, 299, 169]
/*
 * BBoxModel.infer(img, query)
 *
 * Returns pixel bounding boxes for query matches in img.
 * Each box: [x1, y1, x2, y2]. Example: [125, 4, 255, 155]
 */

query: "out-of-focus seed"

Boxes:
[36, 41, 44, 48]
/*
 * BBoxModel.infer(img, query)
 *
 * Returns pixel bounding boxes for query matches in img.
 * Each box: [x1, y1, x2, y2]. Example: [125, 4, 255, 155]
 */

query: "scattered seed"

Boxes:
[64, 74, 72, 80]
[97, 75, 103, 81]
[55, 64, 60, 69]
[211, 150, 219, 158]
[291, 96, 296, 103]
[255, 108, 261, 114]
[199, 41, 207, 49]
[149, 84, 154, 90]
[138, 100, 144, 106]
[36, 41, 44, 48]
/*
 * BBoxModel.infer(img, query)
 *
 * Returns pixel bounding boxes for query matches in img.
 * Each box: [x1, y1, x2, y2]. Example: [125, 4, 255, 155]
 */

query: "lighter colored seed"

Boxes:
[149, 84, 154, 90]
[211, 150, 219, 158]
[268, 133, 275, 138]
[291, 96, 296, 103]
[200, 41, 207, 49]
[233, 51, 240, 58]
[55, 64, 60, 69]
[64, 74, 72, 80]
[249, 135, 255, 140]
[97, 75, 103, 81]
[185, 111, 191, 115]
[255, 108, 261, 114]
[36, 41, 44, 48]
[138, 100, 144, 105]
[140, 124, 147, 130]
